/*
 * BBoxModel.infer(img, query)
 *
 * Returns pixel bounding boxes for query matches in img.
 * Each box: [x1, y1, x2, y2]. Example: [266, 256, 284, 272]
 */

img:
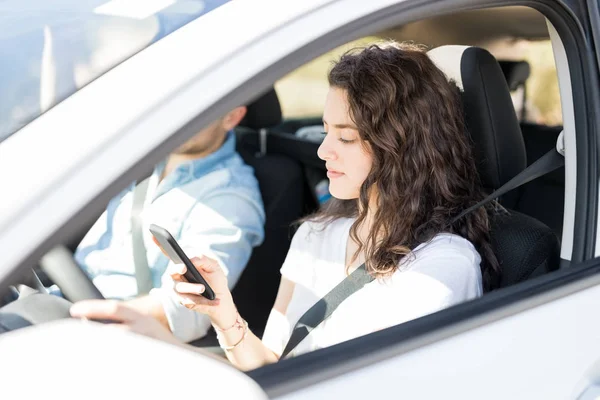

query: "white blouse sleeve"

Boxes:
[385, 235, 483, 326]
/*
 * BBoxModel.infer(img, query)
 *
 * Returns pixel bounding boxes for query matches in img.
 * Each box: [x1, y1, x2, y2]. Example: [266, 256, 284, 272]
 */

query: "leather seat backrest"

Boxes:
[233, 89, 305, 333]
[429, 46, 527, 209]
[498, 60, 531, 92]
[428, 46, 560, 288]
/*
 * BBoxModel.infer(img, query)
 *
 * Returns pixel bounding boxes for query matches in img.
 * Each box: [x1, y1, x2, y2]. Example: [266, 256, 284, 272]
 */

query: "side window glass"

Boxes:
[490, 40, 563, 127]
[275, 36, 381, 121]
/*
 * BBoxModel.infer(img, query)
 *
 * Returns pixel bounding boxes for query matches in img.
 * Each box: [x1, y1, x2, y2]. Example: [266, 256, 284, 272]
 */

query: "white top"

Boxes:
[262, 218, 483, 358]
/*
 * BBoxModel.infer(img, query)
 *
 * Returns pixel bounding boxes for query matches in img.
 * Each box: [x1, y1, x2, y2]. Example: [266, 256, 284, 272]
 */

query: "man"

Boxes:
[74, 106, 265, 342]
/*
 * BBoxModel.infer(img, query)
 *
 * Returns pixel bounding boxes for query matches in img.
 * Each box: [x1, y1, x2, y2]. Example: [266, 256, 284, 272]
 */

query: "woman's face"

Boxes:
[318, 87, 373, 200]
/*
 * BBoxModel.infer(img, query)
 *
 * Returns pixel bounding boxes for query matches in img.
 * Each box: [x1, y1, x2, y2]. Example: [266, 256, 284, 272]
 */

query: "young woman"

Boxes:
[71, 41, 500, 370]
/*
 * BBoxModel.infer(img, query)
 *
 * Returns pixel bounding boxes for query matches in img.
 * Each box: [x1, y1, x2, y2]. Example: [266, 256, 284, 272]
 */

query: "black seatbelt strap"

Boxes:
[451, 147, 564, 224]
[280, 146, 564, 359]
[281, 263, 374, 359]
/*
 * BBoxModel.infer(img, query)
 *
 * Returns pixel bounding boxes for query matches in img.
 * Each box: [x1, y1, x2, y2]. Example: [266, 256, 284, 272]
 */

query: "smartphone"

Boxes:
[148, 224, 216, 300]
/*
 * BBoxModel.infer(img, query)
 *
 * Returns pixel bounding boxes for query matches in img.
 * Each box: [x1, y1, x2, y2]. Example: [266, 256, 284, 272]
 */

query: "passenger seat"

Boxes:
[232, 89, 306, 335]
[429, 46, 560, 288]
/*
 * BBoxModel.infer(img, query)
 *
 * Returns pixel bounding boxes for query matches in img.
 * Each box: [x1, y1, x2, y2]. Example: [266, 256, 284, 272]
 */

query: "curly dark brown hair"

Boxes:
[307, 41, 501, 292]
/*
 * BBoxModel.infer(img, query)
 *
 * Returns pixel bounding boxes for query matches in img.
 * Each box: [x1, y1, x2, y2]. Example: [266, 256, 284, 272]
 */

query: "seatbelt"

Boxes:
[451, 144, 565, 224]
[131, 178, 153, 295]
[281, 263, 374, 359]
[280, 140, 565, 359]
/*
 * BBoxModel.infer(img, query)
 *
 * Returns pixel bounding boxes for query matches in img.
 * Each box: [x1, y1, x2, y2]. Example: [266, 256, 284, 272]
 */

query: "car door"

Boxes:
[243, 1, 600, 399]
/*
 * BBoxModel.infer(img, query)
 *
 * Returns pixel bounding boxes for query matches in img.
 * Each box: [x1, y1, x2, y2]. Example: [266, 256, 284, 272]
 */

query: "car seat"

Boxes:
[428, 46, 560, 288]
[232, 89, 306, 335]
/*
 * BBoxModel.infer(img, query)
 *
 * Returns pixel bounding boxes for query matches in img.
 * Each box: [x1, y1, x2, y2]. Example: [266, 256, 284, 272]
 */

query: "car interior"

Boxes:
[0, 5, 568, 358]
[222, 45, 562, 340]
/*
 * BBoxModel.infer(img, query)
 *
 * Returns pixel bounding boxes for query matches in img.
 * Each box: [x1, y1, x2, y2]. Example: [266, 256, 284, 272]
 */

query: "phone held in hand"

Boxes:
[148, 224, 216, 300]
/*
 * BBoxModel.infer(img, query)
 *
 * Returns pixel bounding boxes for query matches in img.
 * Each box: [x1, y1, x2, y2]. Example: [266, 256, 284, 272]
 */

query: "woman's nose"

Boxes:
[317, 135, 337, 161]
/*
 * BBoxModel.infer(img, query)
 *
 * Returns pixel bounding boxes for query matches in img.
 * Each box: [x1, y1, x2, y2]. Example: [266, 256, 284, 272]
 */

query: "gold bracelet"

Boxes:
[218, 318, 249, 351]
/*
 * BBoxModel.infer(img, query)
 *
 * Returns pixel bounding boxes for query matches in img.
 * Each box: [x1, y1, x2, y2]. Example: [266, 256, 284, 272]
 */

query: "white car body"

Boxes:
[1, 0, 599, 398]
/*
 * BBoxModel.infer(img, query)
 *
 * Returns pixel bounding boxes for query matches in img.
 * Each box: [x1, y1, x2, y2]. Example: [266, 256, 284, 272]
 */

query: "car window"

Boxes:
[0, 0, 231, 143]
[277, 37, 563, 129]
[275, 36, 381, 120]
[489, 39, 563, 127]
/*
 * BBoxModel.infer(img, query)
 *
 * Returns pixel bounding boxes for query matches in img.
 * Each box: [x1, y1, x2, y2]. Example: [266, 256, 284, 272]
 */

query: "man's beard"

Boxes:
[173, 142, 201, 155]
[172, 124, 225, 155]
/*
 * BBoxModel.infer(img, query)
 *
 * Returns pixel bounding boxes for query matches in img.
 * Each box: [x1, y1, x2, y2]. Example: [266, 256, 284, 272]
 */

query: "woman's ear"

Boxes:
[222, 106, 247, 131]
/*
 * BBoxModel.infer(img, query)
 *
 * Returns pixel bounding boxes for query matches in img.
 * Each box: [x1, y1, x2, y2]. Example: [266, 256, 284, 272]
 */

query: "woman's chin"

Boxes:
[329, 187, 359, 200]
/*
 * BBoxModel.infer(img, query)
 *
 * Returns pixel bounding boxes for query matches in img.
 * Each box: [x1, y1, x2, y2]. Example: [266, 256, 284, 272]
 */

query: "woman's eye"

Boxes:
[322, 130, 356, 144]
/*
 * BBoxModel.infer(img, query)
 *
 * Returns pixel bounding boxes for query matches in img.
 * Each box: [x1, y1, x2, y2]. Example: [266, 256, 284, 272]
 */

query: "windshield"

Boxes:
[0, 0, 231, 142]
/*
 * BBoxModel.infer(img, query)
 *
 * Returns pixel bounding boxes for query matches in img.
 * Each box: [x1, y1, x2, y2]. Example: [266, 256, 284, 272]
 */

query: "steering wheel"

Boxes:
[39, 246, 104, 302]
[0, 246, 104, 334]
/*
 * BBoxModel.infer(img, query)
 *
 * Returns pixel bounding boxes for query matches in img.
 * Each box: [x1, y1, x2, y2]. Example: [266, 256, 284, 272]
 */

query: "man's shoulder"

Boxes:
[221, 151, 260, 187]
[186, 153, 260, 197]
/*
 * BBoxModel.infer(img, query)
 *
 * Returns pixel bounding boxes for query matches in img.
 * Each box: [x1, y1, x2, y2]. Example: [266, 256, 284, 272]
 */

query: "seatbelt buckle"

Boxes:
[255, 128, 267, 158]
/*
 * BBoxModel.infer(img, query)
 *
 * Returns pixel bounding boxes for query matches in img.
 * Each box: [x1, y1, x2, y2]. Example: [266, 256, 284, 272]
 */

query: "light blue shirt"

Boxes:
[75, 131, 265, 341]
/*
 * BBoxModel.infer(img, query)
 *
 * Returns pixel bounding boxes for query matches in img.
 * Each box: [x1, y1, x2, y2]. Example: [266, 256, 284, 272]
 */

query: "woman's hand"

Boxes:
[170, 256, 237, 330]
[70, 300, 180, 345]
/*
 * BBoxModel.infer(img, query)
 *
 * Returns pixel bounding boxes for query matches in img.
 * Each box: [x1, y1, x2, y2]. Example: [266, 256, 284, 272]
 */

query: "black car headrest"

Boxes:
[239, 88, 282, 130]
[498, 60, 531, 91]
[428, 46, 527, 198]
